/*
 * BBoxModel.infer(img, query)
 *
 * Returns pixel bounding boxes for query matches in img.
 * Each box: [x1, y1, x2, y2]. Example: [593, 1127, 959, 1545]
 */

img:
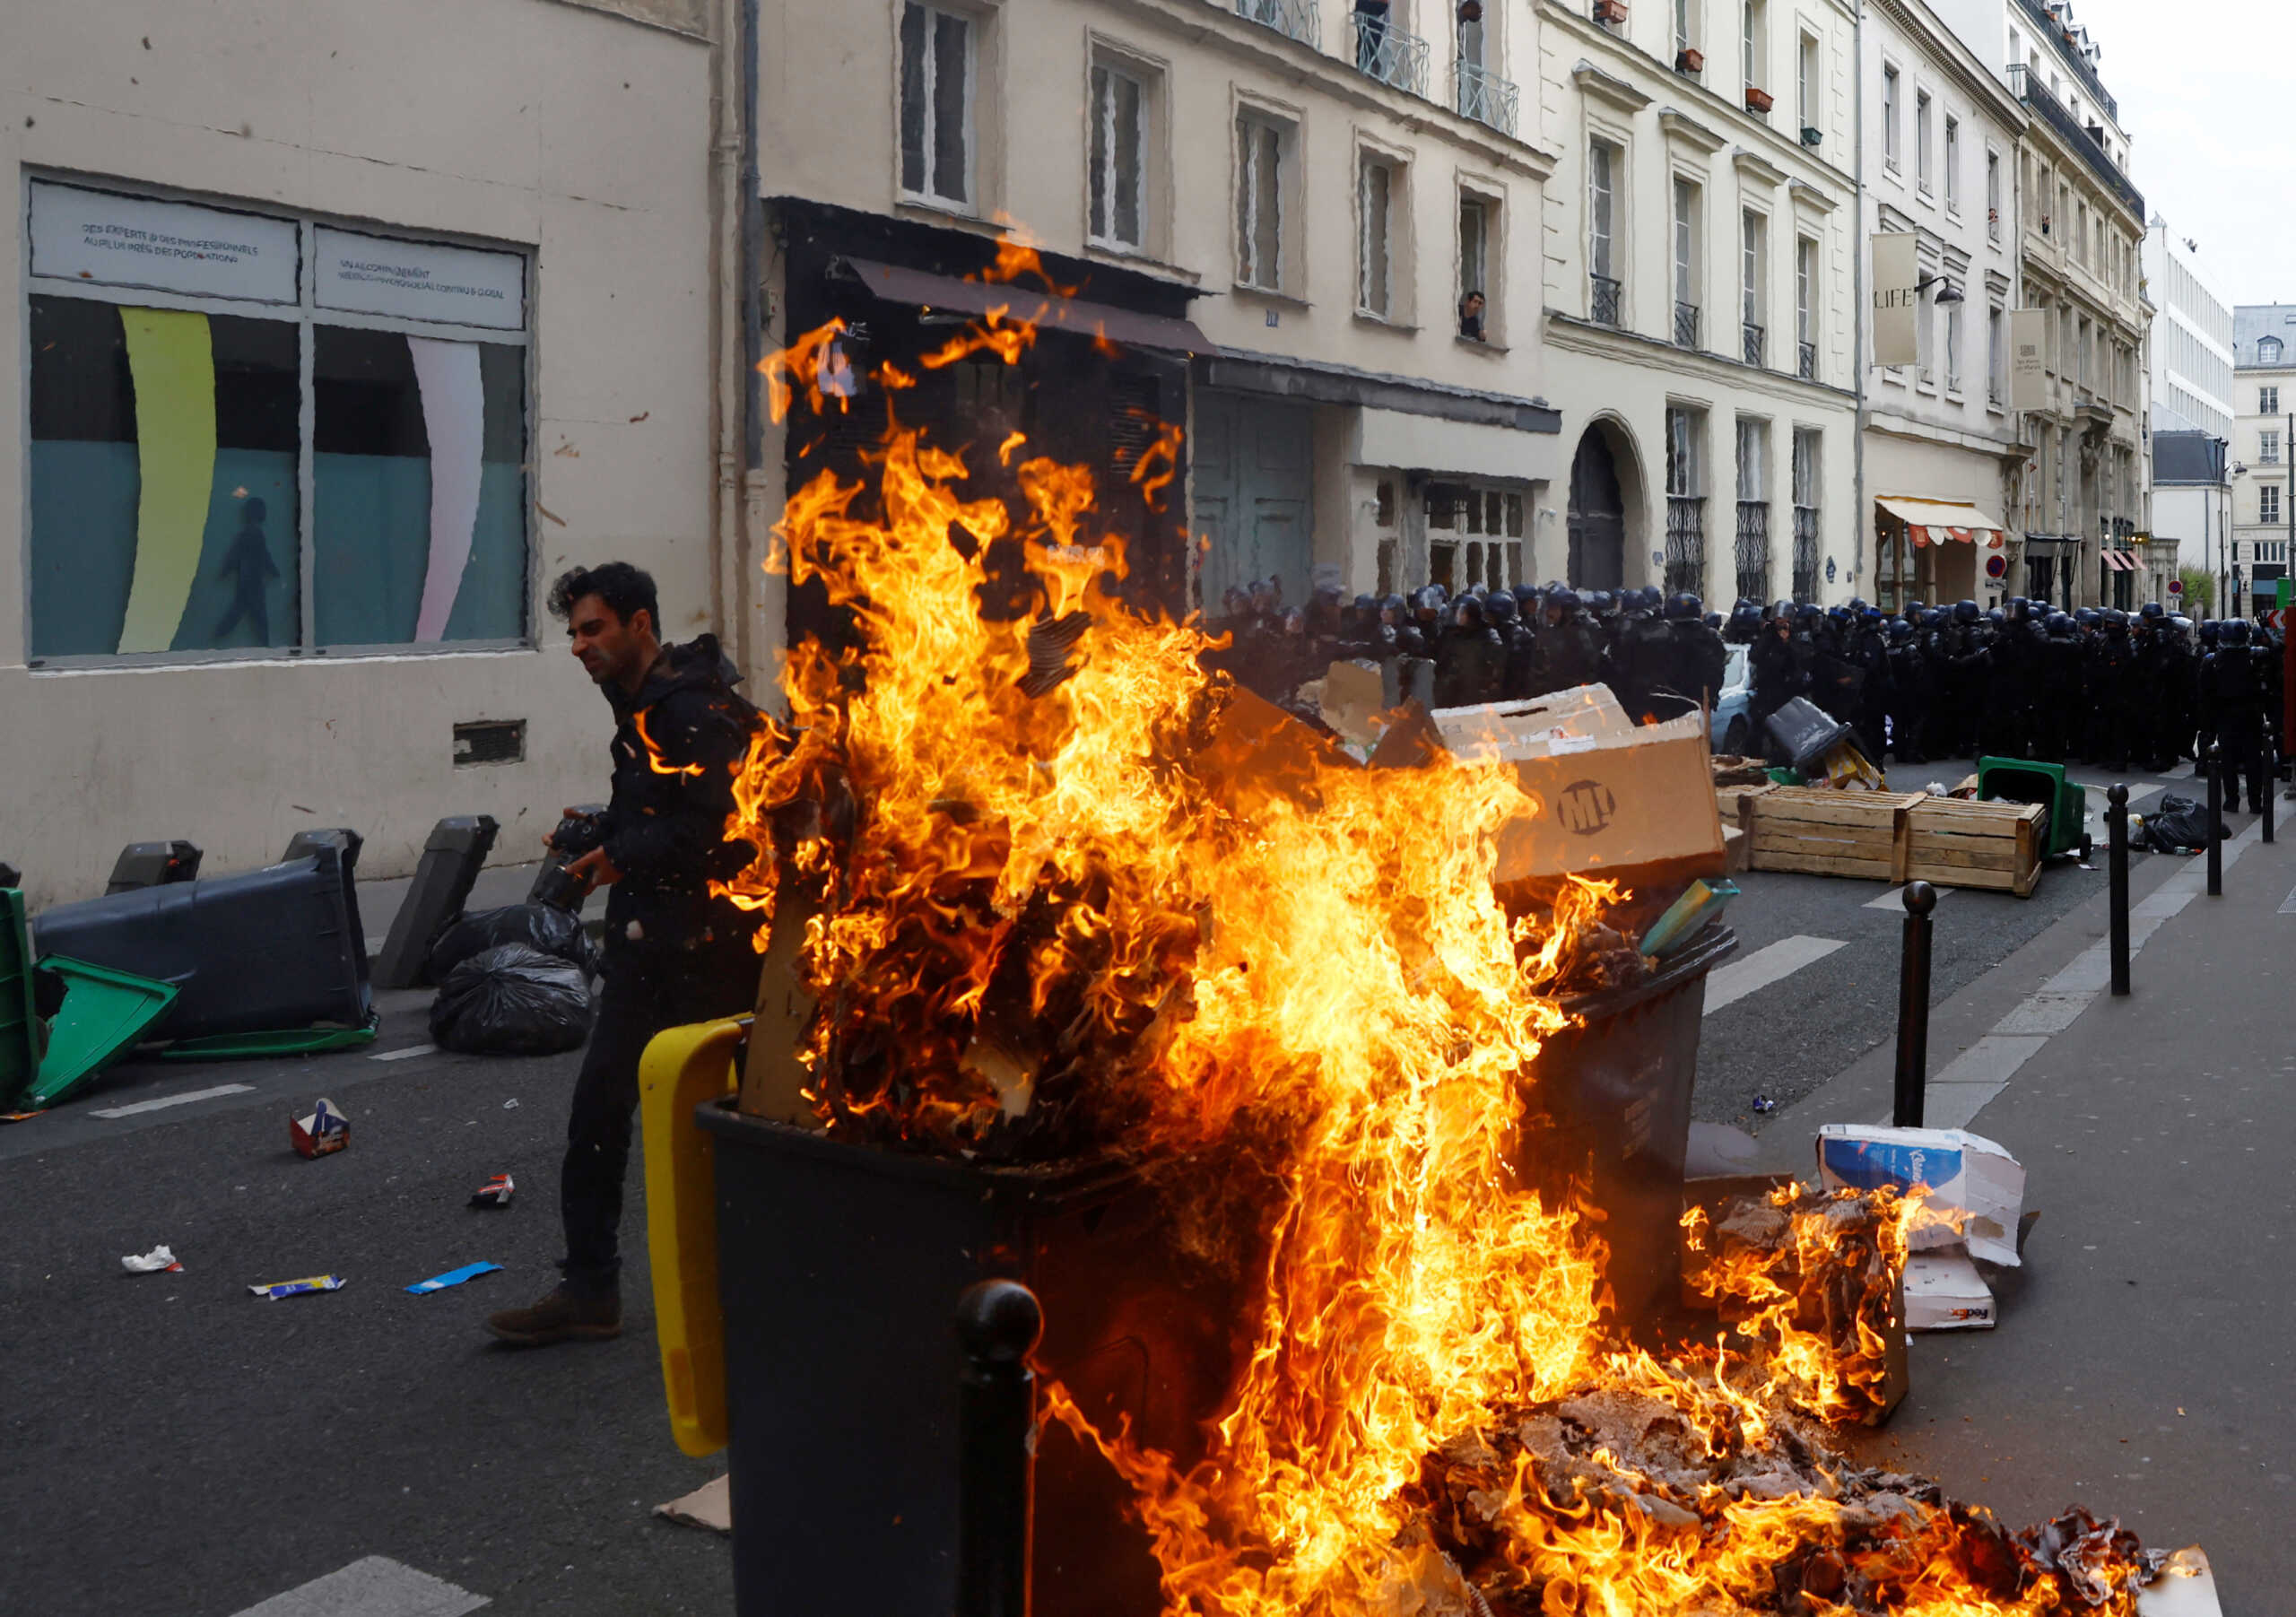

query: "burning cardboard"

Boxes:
[1817, 1124, 2026, 1265]
[1905, 1249, 1996, 1331]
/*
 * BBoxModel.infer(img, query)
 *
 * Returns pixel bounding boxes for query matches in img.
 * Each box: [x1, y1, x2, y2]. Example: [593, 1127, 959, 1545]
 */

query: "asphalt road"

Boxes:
[1691, 754, 2221, 1130]
[0, 995, 733, 1617]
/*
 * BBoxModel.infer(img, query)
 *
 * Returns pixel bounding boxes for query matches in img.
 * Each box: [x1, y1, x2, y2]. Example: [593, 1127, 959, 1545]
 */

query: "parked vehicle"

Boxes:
[1708, 644, 1753, 754]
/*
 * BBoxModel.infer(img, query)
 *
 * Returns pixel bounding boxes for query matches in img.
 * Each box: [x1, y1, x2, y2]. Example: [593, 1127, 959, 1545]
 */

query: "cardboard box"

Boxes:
[1816, 1124, 2026, 1266]
[1431, 686, 1726, 885]
[2138, 1549, 2223, 1616]
[1904, 1249, 1996, 1330]
[291, 1098, 349, 1159]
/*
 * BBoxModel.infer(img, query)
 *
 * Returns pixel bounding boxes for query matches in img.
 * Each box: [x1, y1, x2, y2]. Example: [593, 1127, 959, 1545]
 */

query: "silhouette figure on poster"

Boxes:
[214, 496, 279, 644]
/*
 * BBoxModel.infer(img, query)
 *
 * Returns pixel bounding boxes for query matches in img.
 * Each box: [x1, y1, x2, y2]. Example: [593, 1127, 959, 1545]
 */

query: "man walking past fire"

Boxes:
[488, 562, 762, 1347]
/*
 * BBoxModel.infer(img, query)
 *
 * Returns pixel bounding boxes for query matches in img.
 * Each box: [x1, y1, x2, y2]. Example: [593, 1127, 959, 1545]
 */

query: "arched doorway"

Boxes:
[1566, 427, 1625, 589]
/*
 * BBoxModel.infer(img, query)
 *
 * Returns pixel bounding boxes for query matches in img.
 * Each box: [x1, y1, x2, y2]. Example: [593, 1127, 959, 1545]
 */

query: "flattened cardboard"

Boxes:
[1904, 1249, 1996, 1330]
[2137, 1548, 2223, 1616]
[1816, 1124, 2026, 1266]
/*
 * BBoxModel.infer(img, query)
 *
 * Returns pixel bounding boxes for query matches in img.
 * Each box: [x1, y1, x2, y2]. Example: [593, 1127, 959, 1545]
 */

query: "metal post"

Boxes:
[955, 1279, 1042, 1617]
[1892, 880, 1937, 1128]
[2108, 783, 2130, 996]
[2206, 743, 2224, 897]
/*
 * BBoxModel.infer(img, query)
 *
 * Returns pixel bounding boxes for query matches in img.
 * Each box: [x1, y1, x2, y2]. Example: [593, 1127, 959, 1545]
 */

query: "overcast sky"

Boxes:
[2068, 0, 2293, 307]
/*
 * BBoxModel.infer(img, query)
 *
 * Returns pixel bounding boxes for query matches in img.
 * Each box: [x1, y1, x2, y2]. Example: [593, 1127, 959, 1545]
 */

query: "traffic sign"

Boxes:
[1985, 552, 2007, 578]
[2168, 577, 2184, 595]
[2260, 609, 2284, 632]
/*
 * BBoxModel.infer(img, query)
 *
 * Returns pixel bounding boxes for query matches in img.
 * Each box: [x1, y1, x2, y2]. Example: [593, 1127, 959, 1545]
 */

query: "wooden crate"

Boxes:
[1904, 796, 2045, 897]
[1714, 782, 1776, 842]
[1746, 787, 1926, 881]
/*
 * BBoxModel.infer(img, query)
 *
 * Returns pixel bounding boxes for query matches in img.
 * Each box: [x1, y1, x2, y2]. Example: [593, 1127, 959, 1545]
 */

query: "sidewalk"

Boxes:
[356, 859, 604, 959]
[1781, 795, 2296, 1606]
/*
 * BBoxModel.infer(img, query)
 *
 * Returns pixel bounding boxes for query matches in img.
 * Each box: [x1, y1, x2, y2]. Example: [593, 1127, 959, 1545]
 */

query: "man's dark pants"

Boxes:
[560, 942, 758, 1298]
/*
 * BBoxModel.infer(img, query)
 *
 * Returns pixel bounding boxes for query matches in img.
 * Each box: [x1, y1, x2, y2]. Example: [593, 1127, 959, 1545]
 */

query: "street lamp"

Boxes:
[1916, 274, 1965, 306]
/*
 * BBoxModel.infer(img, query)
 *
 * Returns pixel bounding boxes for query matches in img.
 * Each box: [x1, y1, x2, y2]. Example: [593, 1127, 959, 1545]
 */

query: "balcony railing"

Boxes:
[1352, 15, 1431, 97]
[1735, 501, 1771, 603]
[2010, 65, 2144, 224]
[1792, 506, 1820, 602]
[1743, 321, 1766, 368]
[1798, 338, 1818, 381]
[1674, 300, 1701, 349]
[1665, 497, 1707, 596]
[1589, 274, 1622, 326]
[1454, 57, 1519, 135]
[2012, 0, 2117, 123]
[1234, 0, 1319, 48]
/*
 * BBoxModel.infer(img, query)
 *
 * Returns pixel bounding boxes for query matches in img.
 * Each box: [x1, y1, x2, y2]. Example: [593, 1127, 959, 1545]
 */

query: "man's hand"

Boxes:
[567, 846, 622, 892]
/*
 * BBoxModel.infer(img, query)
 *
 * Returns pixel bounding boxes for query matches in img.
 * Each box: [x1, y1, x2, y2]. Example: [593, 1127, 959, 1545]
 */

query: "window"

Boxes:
[1986, 151, 2002, 240]
[899, 3, 975, 208]
[1674, 178, 1701, 346]
[1665, 405, 1707, 596]
[25, 183, 530, 661]
[1357, 152, 1397, 317]
[1791, 428, 1821, 602]
[1944, 117, 1960, 211]
[1459, 193, 1496, 341]
[2265, 484, 2282, 526]
[2264, 386, 2282, 413]
[1675, 0, 1699, 61]
[1743, 0, 1766, 96]
[2261, 343, 2284, 369]
[1797, 31, 1819, 132]
[1915, 90, 1932, 191]
[1882, 67, 1900, 169]
[1735, 417, 1770, 602]
[1917, 270, 1935, 384]
[2074, 202, 2088, 265]
[1088, 60, 1149, 251]
[1424, 482, 1526, 591]
[1987, 304, 2005, 404]
[2264, 430, 2283, 465]
[1945, 299, 1963, 393]
[1795, 235, 1816, 378]
[1741, 209, 1766, 365]
[1235, 111, 1290, 291]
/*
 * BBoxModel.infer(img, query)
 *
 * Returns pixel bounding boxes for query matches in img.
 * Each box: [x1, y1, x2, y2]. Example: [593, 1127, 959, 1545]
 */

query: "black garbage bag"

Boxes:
[429, 943, 593, 1056]
[2142, 793, 2226, 854]
[428, 903, 595, 982]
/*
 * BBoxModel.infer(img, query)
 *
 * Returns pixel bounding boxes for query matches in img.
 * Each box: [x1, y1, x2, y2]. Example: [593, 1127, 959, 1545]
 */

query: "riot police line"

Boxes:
[1212, 578, 2285, 815]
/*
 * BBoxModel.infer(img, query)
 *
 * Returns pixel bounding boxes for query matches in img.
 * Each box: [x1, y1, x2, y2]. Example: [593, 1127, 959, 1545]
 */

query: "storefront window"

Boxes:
[23, 180, 529, 663]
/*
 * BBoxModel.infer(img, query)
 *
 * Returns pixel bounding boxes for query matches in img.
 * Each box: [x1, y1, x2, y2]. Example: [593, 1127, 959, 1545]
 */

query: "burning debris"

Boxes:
[722, 306, 2174, 1616]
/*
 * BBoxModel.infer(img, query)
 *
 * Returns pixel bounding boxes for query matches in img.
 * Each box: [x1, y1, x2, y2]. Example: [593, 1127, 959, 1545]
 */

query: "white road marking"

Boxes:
[230, 1555, 487, 1617]
[91, 1083, 254, 1118]
[2279, 882, 2296, 916]
[370, 1044, 436, 1062]
[2162, 761, 2196, 780]
[1864, 883, 1954, 912]
[1701, 935, 1847, 1015]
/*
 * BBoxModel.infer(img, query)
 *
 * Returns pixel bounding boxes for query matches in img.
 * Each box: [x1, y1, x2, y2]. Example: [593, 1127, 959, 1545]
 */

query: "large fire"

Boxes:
[713, 298, 2170, 1615]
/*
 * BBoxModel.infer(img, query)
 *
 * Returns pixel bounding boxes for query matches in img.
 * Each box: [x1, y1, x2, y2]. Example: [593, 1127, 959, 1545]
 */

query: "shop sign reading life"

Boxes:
[28, 181, 300, 303]
[315, 228, 525, 330]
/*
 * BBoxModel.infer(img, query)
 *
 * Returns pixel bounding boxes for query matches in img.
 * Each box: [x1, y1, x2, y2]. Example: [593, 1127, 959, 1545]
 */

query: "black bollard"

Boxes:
[2108, 783, 2130, 996]
[955, 1279, 1043, 1617]
[2206, 743, 2224, 898]
[1892, 881, 1938, 1128]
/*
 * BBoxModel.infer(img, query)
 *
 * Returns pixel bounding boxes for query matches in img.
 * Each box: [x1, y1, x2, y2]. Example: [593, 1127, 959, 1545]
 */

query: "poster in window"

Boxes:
[30, 182, 300, 304]
[314, 227, 526, 331]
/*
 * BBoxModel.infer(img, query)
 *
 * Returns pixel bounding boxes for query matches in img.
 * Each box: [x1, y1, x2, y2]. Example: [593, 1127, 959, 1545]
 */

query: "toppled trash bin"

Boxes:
[1764, 696, 1854, 774]
[429, 943, 592, 1056]
[21, 957, 179, 1109]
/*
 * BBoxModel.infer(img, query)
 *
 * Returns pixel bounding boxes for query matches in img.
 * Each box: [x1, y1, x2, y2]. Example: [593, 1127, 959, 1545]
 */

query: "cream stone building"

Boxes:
[2229, 306, 2296, 620]
[1930, 0, 2147, 610]
[1533, 0, 1862, 607]
[755, 0, 1571, 632]
[1858, 0, 2027, 613]
[3, 0, 731, 904]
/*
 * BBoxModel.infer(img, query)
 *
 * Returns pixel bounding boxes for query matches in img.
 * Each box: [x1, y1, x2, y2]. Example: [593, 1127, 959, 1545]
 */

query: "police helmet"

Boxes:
[2222, 618, 2252, 648]
[1952, 600, 1980, 624]
[1666, 592, 1702, 620]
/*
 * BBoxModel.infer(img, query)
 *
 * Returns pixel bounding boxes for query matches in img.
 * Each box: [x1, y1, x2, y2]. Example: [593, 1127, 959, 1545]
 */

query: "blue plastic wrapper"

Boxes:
[406, 1261, 503, 1295]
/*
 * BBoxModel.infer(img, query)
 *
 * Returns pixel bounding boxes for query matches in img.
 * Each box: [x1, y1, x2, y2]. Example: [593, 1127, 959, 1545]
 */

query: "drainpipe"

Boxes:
[1850, 0, 1866, 611]
[710, 0, 770, 696]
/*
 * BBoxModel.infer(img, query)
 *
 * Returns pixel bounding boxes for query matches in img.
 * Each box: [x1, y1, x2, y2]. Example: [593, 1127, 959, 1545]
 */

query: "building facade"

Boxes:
[1858, 0, 2027, 612]
[4, 0, 726, 904]
[756, 0, 1572, 640]
[1535, 0, 1861, 607]
[2230, 306, 2296, 620]
[2143, 219, 2234, 440]
[2149, 428, 2226, 612]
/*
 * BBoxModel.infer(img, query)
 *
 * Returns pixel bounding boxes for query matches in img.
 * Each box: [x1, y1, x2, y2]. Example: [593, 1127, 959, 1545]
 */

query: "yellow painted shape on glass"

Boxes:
[117, 309, 217, 654]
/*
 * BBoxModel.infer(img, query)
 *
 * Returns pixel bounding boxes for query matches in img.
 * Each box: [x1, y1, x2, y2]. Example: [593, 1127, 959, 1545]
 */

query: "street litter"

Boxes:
[406, 1261, 503, 1294]
[248, 1274, 348, 1300]
[468, 1173, 515, 1209]
[502, 1098, 519, 1109]
[121, 1245, 182, 1274]
[1817, 1124, 2027, 1266]
[654, 1474, 733, 1534]
[429, 943, 592, 1056]
[2137, 1547, 2223, 1616]
[1750, 1095, 1777, 1114]
[291, 1097, 350, 1159]
[1905, 1249, 1996, 1330]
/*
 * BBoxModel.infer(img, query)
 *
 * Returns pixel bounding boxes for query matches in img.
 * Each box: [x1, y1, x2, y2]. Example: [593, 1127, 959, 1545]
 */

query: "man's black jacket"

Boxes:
[597, 634, 762, 969]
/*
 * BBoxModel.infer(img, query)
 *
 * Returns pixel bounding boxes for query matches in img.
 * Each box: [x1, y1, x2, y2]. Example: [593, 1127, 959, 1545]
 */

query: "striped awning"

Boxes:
[1875, 496, 2009, 550]
[2101, 548, 2142, 572]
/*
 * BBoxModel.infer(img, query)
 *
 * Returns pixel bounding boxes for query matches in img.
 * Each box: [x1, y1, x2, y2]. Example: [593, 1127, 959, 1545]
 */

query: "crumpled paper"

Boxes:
[122, 1245, 182, 1274]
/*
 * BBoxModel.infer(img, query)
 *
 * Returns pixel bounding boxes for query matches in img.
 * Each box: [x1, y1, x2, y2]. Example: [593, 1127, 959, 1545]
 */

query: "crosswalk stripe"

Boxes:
[230, 1555, 487, 1617]
[91, 1083, 254, 1118]
[1863, 883, 1954, 912]
[1701, 935, 1847, 1015]
[370, 1043, 436, 1063]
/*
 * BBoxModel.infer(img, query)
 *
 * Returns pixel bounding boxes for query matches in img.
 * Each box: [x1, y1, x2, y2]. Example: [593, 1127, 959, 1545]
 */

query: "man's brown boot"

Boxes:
[486, 1286, 622, 1346]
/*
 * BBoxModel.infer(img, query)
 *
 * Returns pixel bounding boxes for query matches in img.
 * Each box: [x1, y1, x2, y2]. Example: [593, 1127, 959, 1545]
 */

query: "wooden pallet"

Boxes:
[1904, 796, 2045, 897]
[1747, 787, 1926, 882]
